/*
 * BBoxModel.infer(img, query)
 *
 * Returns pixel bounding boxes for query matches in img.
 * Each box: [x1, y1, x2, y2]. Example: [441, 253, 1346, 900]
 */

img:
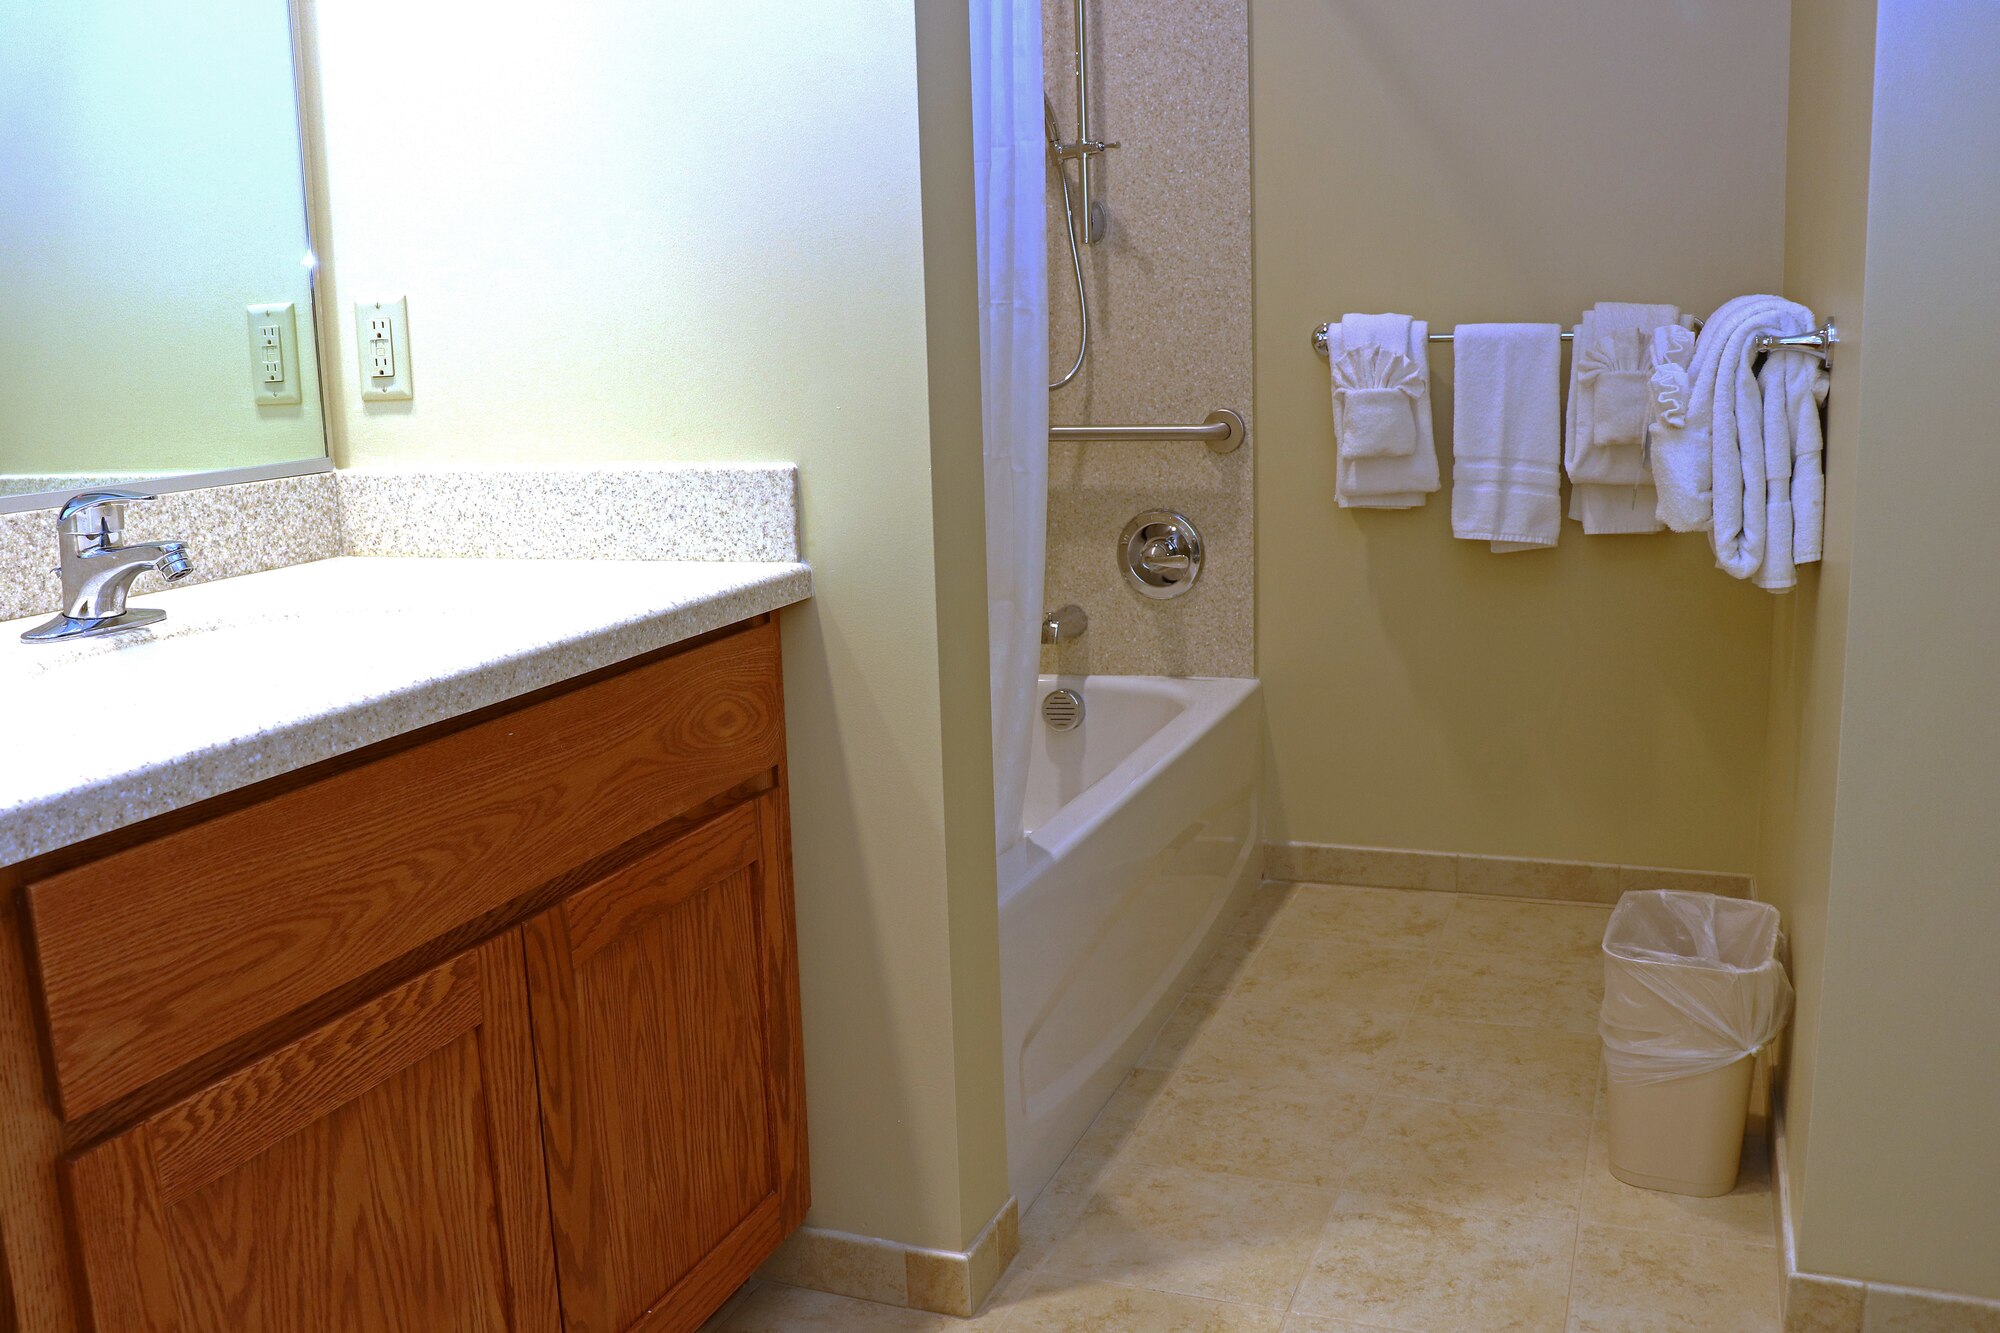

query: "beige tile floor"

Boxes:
[705, 882, 1782, 1332]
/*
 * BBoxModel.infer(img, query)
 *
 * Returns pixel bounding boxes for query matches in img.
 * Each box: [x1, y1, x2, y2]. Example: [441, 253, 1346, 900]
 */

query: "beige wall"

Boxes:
[0, 0, 326, 481]
[1040, 0, 1254, 678]
[1252, 0, 1790, 872]
[1759, 0, 1874, 1273]
[313, 1, 1008, 1253]
[1768, 0, 2000, 1298]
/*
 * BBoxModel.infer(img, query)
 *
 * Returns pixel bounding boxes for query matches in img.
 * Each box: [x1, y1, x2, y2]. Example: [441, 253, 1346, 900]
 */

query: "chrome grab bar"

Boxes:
[1049, 408, 1245, 454]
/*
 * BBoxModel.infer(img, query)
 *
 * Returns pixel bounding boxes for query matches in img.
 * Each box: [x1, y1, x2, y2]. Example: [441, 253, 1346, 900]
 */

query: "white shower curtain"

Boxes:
[970, 0, 1048, 855]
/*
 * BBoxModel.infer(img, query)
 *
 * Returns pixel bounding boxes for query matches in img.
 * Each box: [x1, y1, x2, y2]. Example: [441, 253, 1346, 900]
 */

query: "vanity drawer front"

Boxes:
[25, 618, 786, 1121]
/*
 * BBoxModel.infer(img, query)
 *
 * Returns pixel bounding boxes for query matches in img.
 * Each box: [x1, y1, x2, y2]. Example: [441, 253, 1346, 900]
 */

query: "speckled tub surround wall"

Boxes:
[1040, 0, 1253, 678]
[0, 464, 801, 622]
[0, 471, 341, 622]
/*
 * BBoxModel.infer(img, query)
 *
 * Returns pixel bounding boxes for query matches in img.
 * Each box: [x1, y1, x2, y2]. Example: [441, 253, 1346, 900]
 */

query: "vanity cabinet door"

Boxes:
[524, 792, 808, 1333]
[59, 933, 559, 1333]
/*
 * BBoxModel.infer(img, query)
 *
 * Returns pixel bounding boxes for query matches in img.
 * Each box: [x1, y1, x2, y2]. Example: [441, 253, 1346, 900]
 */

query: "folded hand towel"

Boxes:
[1565, 302, 1680, 534]
[1451, 323, 1564, 551]
[1326, 313, 1441, 508]
[1652, 295, 1819, 587]
[1329, 344, 1426, 458]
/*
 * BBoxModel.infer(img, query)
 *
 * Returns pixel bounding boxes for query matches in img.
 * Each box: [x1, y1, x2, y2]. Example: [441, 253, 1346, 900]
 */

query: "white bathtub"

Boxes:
[998, 674, 1263, 1205]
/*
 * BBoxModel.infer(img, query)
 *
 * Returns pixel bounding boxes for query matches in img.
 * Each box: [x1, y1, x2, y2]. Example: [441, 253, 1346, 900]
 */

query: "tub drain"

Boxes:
[1041, 688, 1084, 731]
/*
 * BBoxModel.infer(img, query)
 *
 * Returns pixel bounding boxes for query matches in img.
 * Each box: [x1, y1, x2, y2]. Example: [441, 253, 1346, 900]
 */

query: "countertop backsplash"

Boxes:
[0, 463, 801, 622]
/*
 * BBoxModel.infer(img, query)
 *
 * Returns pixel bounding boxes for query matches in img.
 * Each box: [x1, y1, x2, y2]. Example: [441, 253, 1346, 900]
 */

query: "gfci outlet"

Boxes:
[245, 302, 302, 405]
[354, 297, 412, 400]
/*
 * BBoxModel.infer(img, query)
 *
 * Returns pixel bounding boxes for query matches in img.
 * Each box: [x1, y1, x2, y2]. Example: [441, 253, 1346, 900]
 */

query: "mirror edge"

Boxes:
[0, 458, 336, 516]
[1, 0, 339, 518]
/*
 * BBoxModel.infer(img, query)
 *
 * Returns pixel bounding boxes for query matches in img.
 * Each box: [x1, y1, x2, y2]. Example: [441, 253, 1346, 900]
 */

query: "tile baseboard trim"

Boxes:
[755, 1195, 1020, 1318]
[1773, 1099, 2000, 1331]
[1263, 840, 1751, 904]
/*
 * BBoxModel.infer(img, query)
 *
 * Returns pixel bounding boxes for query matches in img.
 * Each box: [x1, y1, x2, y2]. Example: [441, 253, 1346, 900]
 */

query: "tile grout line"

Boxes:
[1563, 1111, 1602, 1327]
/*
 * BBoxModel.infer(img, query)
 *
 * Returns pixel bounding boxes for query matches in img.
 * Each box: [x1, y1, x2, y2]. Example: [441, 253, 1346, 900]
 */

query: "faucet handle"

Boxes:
[57, 489, 156, 540]
[58, 489, 157, 522]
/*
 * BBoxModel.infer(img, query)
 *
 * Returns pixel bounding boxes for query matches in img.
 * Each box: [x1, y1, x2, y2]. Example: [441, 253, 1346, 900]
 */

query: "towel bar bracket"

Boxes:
[1754, 320, 1839, 368]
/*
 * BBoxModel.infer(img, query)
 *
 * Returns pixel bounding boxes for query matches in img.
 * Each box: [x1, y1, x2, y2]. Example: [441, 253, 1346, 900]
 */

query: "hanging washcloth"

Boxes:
[1451, 323, 1564, 551]
[1329, 344, 1426, 458]
[1564, 302, 1682, 534]
[1325, 313, 1442, 508]
[1652, 295, 1819, 590]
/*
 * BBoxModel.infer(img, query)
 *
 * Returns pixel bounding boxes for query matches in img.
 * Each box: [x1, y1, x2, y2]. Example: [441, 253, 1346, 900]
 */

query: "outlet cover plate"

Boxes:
[355, 296, 412, 401]
[246, 302, 302, 405]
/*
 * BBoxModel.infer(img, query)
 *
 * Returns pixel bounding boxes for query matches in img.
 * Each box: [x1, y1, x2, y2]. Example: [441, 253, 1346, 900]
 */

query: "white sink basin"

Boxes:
[0, 554, 813, 866]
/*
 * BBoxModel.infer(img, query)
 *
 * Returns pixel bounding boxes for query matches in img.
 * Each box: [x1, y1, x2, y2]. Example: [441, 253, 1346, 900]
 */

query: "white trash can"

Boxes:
[1599, 890, 1794, 1197]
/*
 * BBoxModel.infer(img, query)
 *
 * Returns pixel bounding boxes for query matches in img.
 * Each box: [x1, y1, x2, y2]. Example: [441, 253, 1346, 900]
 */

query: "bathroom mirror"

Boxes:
[0, 0, 330, 509]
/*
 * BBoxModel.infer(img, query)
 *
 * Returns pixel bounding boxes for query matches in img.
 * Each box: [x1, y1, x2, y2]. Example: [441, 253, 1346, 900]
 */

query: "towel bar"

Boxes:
[1050, 408, 1245, 454]
[1311, 319, 1837, 367]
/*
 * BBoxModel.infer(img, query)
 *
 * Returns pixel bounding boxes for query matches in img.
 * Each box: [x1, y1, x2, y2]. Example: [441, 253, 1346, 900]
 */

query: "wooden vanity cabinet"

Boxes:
[0, 616, 808, 1333]
[524, 792, 806, 1333]
[62, 934, 561, 1333]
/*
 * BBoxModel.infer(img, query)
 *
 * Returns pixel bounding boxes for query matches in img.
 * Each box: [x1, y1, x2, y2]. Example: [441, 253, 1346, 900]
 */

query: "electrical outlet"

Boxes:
[245, 302, 302, 405]
[354, 297, 412, 400]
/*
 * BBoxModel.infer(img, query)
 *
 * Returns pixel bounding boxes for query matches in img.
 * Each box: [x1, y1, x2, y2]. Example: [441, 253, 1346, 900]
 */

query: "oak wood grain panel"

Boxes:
[27, 619, 783, 1120]
[630, 1197, 786, 1333]
[0, 1221, 16, 1333]
[58, 1131, 178, 1332]
[59, 934, 560, 1333]
[756, 787, 812, 1231]
[163, 1038, 515, 1332]
[562, 801, 761, 965]
[525, 802, 790, 1333]
[0, 896, 78, 1333]
[146, 954, 483, 1206]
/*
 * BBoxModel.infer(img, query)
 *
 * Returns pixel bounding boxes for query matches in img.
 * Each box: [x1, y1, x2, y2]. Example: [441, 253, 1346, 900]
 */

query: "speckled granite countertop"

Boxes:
[0, 556, 811, 868]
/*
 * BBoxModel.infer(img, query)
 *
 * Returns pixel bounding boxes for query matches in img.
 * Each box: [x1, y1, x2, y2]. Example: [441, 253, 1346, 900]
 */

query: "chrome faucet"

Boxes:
[1041, 603, 1088, 645]
[20, 491, 195, 643]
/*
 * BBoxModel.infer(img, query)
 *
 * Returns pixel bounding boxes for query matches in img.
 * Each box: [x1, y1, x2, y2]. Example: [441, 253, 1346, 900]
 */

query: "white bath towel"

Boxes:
[1326, 313, 1441, 508]
[1564, 302, 1682, 534]
[1754, 347, 1830, 590]
[1651, 295, 1821, 586]
[1450, 323, 1564, 551]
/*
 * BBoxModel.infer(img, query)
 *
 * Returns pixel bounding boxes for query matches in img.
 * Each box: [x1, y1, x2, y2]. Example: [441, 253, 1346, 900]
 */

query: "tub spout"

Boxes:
[1041, 604, 1088, 645]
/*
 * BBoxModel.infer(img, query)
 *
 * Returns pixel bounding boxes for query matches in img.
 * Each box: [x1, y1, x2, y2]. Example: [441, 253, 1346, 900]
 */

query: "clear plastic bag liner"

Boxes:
[1600, 890, 1794, 1086]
